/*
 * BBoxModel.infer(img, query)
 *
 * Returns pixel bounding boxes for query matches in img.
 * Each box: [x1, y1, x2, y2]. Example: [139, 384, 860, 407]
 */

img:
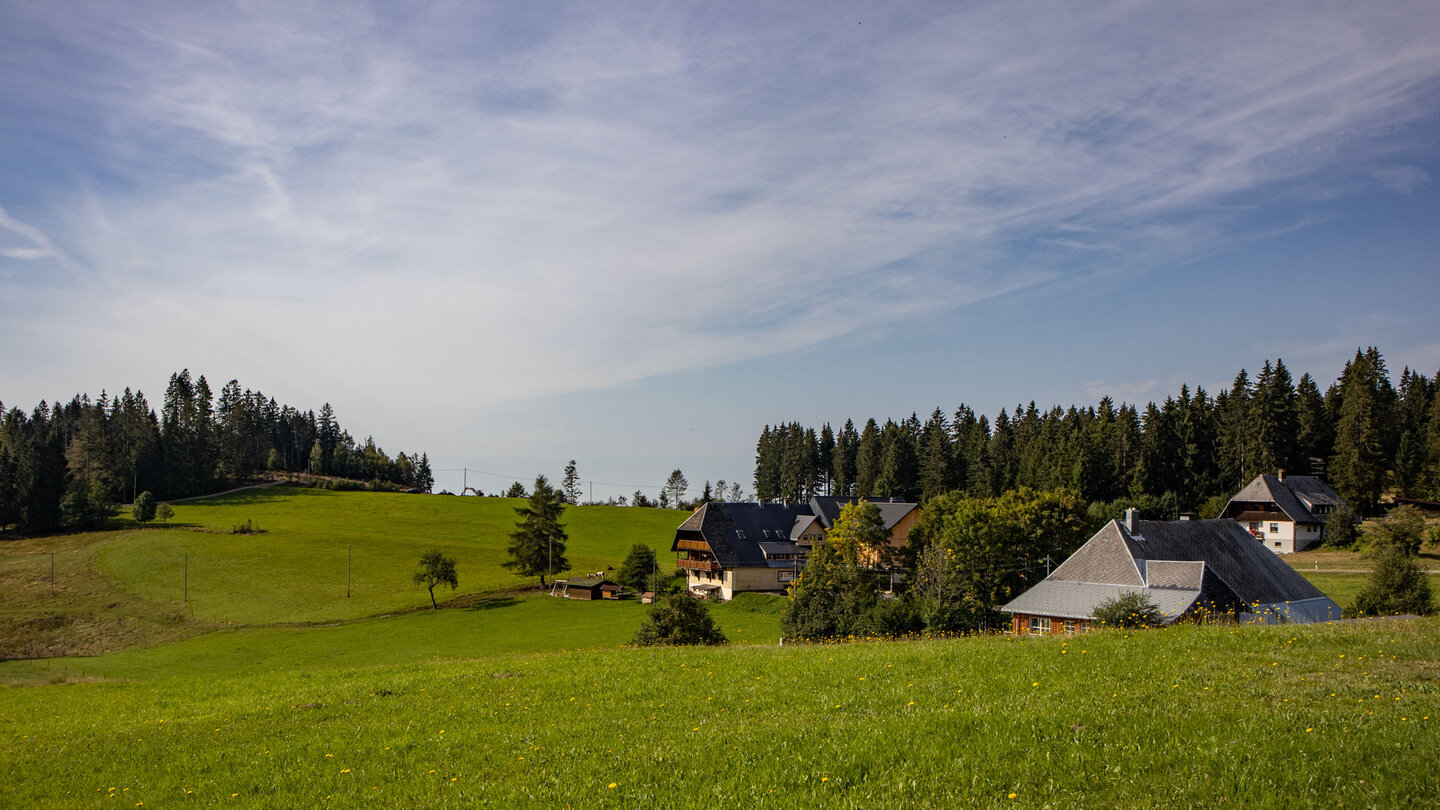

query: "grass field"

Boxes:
[1, 489, 698, 661]
[2, 617, 1436, 808]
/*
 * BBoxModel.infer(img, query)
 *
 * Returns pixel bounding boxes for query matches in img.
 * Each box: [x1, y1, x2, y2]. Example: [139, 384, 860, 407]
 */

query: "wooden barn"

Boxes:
[550, 576, 621, 600]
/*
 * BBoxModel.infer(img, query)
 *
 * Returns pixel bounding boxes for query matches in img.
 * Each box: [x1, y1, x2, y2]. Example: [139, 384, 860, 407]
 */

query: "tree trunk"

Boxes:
[429, 585, 438, 609]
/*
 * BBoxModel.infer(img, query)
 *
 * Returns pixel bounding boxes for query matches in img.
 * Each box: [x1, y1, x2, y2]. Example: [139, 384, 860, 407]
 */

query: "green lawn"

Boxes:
[0, 592, 785, 684]
[1, 489, 696, 663]
[2, 618, 1436, 808]
[97, 488, 689, 625]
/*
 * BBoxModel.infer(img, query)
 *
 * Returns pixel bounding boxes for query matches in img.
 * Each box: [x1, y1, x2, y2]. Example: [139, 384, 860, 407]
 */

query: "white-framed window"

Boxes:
[1270, 523, 1280, 533]
[778, 570, 795, 582]
[1028, 617, 1051, 635]
[1063, 621, 1076, 635]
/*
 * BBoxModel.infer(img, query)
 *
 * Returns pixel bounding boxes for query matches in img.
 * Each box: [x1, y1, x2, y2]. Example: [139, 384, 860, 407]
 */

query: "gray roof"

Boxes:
[1003, 518, 1340, 623]
[1002, 580, 1203, 621]
[809, 496, 918, 531]
[1224, 474, 1344, 525]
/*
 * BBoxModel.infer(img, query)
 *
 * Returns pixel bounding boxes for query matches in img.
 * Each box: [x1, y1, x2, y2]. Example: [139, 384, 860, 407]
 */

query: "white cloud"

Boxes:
[2, 0, 1438, 436]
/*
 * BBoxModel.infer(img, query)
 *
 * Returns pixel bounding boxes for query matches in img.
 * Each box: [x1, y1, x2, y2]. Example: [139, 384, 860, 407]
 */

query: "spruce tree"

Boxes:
[562, 459, 581, 504]
[504, 475, 569, 586]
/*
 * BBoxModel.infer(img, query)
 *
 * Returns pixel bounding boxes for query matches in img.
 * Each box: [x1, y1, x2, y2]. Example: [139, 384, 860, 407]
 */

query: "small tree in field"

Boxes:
[1092, 591, 1165, 628]
[1349, 545, 1433, 617]
[132, 491, 156, 524]
[156, 503, 175, 524]
[632, 594, 727, 646]
[617, 543, 658, 593]
[414, 550, 459, 609]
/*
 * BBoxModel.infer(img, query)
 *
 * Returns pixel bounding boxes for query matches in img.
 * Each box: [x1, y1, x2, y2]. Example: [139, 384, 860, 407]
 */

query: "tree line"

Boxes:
[754, 348, 1439, 515]
[0, 369, 433, 533]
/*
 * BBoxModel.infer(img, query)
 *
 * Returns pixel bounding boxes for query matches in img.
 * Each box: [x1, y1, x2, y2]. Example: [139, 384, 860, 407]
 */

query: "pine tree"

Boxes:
[504, 475, 569, 586]
[562, 459, 581, 504]
[832, 419, 859, 498]
[918, 408, 953, 501]
[854, 419, 882, 498]
[1331, 348, 1397, 513]
[1295, 373, 1332, 477]
[664, 469, 688, 507]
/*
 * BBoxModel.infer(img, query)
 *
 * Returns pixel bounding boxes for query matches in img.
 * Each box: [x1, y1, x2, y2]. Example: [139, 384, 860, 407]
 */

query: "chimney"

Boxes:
[1278, 469, 1285, 482]
[1124, 507, 1139, 533]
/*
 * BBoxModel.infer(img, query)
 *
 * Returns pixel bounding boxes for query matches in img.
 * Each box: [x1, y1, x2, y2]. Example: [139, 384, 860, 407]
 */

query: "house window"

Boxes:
[1028, 617, 1051, 636]
[1249, 522, 1260, 531]
[1063, 621, 1076, 635]
[1274, 542, 1282, 548]
[1270, 523, 1279, 533]
[778, 570, 795, 582]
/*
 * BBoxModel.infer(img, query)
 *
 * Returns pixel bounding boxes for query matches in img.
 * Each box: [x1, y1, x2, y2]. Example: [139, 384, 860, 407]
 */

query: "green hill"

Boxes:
[3, 488, 782, 669]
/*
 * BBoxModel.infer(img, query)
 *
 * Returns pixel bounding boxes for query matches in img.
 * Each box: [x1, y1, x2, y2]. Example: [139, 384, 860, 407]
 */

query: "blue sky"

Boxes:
[2, 1, 1438, 500]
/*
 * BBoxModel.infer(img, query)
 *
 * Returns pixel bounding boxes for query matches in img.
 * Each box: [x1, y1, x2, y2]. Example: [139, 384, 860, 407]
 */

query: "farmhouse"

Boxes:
[1220, 471, 1346, 554]
[1000, 510, 1341, 634]
[549, 576, 621, 600]
[671, 497, 919, 601]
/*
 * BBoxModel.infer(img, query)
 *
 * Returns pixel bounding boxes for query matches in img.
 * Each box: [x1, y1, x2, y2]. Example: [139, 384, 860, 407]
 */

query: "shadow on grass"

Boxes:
[449, 593, 521, 612]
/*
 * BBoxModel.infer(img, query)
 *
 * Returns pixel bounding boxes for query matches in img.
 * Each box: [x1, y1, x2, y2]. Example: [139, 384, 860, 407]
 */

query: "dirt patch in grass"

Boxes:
[0, 530, 215, 660]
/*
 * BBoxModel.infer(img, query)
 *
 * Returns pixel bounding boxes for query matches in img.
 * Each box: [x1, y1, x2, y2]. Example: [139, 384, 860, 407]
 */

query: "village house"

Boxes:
[671, 496, 919, 601]
[1000, 510, 1341, 634]
[1219, 471, 1346, 554]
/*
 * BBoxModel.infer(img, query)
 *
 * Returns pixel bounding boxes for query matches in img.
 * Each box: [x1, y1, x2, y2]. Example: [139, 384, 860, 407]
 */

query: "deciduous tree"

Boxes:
[413, 549, 459, 609]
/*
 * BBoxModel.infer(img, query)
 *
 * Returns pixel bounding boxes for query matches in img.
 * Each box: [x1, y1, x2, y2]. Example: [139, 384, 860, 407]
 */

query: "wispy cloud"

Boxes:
[1, 1, 1437, 424]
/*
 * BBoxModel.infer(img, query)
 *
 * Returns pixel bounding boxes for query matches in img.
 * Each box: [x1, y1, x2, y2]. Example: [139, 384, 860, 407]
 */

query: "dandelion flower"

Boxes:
[608, 783, 618, 789]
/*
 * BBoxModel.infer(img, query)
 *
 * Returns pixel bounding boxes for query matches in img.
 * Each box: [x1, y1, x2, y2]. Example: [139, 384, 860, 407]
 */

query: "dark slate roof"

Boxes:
[809, 496, 918, 530]
[1286, 476, 1344, 510]
[1224, 474, 1345, 525]
[1122, 519, 1328, 605]
[673, 502, 814, 567]
[1003, 518, 1338, 621]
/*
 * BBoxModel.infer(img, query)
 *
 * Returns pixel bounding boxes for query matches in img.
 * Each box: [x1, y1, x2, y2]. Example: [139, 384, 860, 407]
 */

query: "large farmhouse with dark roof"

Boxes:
[671, 497, 919, 601]
[1000, 511, 1340, 634]
[1220, 471, 1346, 554]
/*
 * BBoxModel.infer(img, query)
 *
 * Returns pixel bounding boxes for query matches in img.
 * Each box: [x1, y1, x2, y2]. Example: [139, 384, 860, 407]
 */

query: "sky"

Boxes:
[2, 1, 1438, 501]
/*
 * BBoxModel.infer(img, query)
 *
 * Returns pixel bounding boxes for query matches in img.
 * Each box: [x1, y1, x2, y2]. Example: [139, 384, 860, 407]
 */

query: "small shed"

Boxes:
[552, 576, 622, 600]
[640, 591, 656, 604]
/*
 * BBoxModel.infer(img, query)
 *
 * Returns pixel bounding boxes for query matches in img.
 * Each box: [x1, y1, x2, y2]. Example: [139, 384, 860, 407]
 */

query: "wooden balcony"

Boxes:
[677, 557, 721, 572]
[675, 539, 710, 552]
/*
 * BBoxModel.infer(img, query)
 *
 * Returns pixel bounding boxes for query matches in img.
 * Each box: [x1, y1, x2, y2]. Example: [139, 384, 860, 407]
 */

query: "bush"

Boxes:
[1324, 504, 1359, 548]
[1349, 545, 1434, 617]
[1364, 505, 1425, 556]
[132, 491, 156, 524]
[632, 594, 727, 646]
[1092, 590, 1165, 628]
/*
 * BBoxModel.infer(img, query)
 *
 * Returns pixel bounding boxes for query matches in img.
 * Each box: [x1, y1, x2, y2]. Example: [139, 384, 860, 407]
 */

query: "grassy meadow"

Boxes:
[4, 488, 1438, 806]
[1, 489, 709, 663]
[2, 618, 1437, 808]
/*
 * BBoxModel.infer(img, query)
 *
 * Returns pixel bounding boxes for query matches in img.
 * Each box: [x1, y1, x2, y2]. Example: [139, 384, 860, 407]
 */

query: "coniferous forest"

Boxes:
[753, 348, 1440, 517]
[0, 369, 433, 533]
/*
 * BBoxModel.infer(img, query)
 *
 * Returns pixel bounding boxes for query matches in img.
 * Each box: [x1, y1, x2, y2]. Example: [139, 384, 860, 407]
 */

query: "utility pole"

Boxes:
[347, 545, 352, 598]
